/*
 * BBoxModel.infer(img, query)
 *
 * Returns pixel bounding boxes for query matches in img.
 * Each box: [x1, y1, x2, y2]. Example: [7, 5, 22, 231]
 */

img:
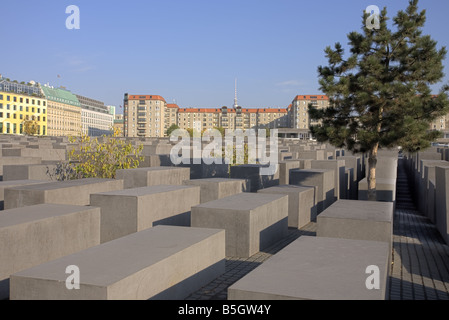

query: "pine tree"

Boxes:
[309, 0, 449, 201]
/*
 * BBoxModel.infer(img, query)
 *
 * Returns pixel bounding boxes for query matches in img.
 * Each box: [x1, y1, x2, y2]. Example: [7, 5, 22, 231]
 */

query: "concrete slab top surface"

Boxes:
[12, 226, 224, 286]
[229, 236, 389, 300]
[184, 178, 245, 183]
[259, 185, 314, 194]
[194, 193, 287, 211]
[359, 178, 397, 184]
[5, 178, 118, 190]
[91, 184, 198, 197]
[319, 200, 393, 222]
[291, 169, 333, 174]
[120, 167, 187, 172]
[0, 204, 98, 228]
[0, 180, 48, 187]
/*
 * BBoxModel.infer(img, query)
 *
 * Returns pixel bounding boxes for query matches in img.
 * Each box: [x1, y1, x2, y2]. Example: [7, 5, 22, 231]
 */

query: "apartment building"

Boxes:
[123, 93, 333, 137]
[164, 103, 180, 133]
[123, 94, 167, 137]
[290, 95, 329, 129]
[0, 77, 48, 135]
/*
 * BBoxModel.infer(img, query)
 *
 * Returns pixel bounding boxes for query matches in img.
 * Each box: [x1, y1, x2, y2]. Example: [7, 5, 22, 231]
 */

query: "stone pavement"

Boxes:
[186, 159, 449, 300]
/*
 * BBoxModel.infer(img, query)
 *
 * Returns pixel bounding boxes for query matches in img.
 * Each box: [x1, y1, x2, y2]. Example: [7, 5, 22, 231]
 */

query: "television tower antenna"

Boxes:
[233, 78, 238, 109]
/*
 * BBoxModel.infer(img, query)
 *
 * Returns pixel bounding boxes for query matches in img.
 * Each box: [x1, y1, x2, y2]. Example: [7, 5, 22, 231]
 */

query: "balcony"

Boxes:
[137, 118, 147, 123]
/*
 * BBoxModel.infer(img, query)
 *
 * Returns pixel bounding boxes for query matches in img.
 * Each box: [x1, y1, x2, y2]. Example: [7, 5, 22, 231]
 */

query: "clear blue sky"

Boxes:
[1, 0, 448, 112]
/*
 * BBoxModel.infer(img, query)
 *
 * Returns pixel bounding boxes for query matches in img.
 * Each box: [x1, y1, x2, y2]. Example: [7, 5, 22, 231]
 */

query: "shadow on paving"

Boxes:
[392, 241, 449, 282]
[389, 276, 449, 300]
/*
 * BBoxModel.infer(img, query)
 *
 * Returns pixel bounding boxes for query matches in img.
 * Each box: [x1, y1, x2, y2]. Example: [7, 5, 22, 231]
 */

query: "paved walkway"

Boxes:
[186, 159, 449, 300]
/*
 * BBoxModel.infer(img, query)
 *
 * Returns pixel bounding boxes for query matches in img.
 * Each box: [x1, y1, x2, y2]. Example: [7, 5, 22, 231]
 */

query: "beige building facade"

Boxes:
[123, 94, 167, 138]
[290, 95, 329, 129]
[41, 85, 81, 137]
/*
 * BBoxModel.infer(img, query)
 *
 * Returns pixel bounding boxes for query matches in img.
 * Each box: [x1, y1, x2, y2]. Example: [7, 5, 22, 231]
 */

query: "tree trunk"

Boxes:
[367, 144, 379, 201]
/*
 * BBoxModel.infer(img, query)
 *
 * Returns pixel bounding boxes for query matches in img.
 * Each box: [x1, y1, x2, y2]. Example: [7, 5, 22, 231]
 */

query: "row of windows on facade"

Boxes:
[0, 123, 46, 135]
[81, 112, 113, 120]
[0, 94, 46, 106]
[0, 104, 46, 114]
[0, 113, 45, 121]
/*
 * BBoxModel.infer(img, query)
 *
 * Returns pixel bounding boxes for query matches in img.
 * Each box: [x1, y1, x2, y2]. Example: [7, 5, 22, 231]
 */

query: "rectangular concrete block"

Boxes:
[0, 157, 42, 176]
[191, 193, 288, 258]
[289, 169, 335, 214]
[435, 166, 449, 244]
[0, 204, 101, 299]
[116, 167, 190, 189]
[419, 160, 449, 215]
[358, 178, 396, 204]
[4, 178, 124, 209]
[0, 180, 47, 210]
[365, 157, 398, 180]
[228, 236, 390, 300]
[177, 159, 230, 179]
[10, 226, 225, 300]
[338, 155, 361, 198]
[279, 161, 300, 185]
[317, 200, 393, 247]
[230, 164, 279, 192]
[311, 160, 346, 200]
[182, 178, 247, 203]
[258, 185, 316, 229]
[345, 168, 354, 199]
[2, 164, 57, 182]
[427, 179, 436, 223]
[90, 185, 200, 243]
[297, 150, 325, 160]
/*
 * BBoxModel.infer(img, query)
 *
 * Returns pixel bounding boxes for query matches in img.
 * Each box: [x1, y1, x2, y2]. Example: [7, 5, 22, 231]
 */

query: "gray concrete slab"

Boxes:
[278, 161, 300, 185]
[289, 169, 335, 214]
[317, 200, 393, 246]
[2, 164, 56, 182]
[297, 150, 325, 160]
[228, 236, 390, 300]
[4, 178, 124, 209]
[258, 185, 316, 229]
[311, 159, 346, 200]
[0, 180, 47, 210]
[0, 204, 100, 299]
[435, 166, 449, 244]
[90, 185, 200, 243]
[182, 178, 247, 203]
[116, 167, 190, 189]
[358, 178, 396, 203]
[191, 193, 288, 258]
[0, 157, 42, 176]
[10, 226, 225, 300]
[230, 164, 279, 192]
